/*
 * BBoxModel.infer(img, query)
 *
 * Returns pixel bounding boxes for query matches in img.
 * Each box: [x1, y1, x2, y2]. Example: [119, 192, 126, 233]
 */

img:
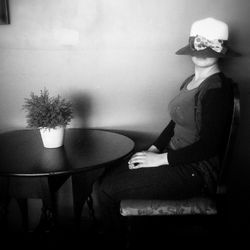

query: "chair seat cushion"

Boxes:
[120, 197, 217, 216]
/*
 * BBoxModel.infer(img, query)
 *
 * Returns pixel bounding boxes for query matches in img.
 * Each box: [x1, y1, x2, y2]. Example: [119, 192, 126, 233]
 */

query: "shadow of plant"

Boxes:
[70, 92, 92, 128]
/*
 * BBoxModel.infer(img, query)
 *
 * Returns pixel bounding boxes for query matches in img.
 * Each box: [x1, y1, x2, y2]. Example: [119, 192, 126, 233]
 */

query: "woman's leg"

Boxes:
[92, 159, 205, 233]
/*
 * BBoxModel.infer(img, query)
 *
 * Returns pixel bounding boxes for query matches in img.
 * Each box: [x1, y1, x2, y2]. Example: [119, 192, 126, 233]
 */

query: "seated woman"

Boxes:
[91, 17, 240, 237]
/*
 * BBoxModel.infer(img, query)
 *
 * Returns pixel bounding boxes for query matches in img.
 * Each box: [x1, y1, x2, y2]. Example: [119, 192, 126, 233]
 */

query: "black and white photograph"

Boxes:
[0, 0, 249, 249]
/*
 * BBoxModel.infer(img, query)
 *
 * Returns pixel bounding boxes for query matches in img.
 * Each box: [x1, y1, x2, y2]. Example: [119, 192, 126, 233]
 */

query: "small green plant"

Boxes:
[23, 88, 73, 129]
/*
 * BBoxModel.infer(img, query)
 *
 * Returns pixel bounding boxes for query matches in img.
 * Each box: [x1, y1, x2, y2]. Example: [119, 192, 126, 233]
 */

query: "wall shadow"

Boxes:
[70, 92, 93, 128]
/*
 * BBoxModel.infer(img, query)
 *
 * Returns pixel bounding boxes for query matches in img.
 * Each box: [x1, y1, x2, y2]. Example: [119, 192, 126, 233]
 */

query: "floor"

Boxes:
[3, 205, 249, 250]
[1, 177, 250, 249]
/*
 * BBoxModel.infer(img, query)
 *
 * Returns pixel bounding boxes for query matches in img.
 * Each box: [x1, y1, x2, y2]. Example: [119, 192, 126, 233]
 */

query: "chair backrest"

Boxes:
[218, 82, 240, 186]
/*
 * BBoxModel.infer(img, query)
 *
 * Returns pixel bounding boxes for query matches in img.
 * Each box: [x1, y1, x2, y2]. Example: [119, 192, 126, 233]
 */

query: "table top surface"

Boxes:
[0, 128, 135, 177]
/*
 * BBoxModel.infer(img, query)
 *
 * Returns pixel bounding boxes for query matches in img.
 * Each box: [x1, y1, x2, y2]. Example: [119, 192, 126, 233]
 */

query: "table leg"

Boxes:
[86, 194, 96, 222]
[34, 203, 56, 233]
[0, 198, 10, 233]
[71, 168, 104, 229]
[16, 198, 29, 231]
[0, 177, 10, 232]
[34, 174, 70, 233]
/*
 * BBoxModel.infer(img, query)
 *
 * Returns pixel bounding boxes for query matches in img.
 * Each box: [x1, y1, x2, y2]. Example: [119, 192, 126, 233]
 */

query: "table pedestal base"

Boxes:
[0, 169, 106, 232]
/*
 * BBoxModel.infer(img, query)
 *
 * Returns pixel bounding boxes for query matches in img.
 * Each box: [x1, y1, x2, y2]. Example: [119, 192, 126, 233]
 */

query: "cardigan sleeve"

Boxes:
[153, 120, 175, 152]
[167, 86, 233, 165]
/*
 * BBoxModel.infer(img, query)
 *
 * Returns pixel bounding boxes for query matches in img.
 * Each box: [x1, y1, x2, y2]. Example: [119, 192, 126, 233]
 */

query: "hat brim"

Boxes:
[176, 44, 241, 58]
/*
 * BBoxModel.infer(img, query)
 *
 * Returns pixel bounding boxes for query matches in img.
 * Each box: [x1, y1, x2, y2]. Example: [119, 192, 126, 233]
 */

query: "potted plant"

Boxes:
[23, 88, 73, 148]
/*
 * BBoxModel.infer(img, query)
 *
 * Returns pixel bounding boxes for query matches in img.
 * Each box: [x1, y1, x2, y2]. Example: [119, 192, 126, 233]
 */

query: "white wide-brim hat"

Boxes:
[176, 17, 241, 58]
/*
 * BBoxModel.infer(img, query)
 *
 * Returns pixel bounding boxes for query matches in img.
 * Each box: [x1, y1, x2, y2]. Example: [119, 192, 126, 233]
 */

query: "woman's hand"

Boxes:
[128, 150, 168, 169]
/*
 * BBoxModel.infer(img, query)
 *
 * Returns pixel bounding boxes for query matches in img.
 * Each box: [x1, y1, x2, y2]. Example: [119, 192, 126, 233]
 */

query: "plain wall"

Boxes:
[0, 0, 249, 134]
[1, 0, 250, 232]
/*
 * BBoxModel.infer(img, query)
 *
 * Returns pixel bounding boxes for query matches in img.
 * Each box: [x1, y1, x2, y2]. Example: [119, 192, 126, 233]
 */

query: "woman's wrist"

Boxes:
[147, 145, 160, 153]
[148, 146, 168, 165]
[159, 153, 169, 165]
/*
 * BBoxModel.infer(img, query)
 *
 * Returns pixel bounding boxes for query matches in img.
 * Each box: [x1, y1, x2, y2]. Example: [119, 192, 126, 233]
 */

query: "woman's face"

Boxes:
[191, 56, 218, 68]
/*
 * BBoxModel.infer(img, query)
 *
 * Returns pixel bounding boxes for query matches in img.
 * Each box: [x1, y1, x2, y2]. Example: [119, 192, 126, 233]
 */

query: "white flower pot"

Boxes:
[39, 126, 65, 148]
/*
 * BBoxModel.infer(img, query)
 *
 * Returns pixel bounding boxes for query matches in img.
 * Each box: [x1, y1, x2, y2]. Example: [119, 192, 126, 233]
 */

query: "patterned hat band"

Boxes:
[189, 35, 228, 54]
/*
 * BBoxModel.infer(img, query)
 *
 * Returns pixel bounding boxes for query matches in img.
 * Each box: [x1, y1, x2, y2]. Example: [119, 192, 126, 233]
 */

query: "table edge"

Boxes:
[0, 128, 135, 177]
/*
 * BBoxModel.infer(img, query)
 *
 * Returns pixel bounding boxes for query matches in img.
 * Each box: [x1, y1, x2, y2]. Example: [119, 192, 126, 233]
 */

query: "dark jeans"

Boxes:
[91, 157, 206, 233]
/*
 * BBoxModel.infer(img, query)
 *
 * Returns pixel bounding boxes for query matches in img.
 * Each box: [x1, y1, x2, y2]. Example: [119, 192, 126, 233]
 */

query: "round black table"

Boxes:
[0, 128, 135, 231]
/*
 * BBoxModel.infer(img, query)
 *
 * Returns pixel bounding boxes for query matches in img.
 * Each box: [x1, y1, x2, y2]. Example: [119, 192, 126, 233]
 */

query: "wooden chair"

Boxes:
[120, 82, 240, 241]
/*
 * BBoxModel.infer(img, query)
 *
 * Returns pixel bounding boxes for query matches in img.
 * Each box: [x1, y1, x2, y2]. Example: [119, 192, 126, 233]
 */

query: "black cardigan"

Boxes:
[153, 73, 234, 166]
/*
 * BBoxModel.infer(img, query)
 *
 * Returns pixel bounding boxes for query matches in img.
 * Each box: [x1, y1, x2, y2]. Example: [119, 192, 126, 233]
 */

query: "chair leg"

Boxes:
[119, 216, 134, 249]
